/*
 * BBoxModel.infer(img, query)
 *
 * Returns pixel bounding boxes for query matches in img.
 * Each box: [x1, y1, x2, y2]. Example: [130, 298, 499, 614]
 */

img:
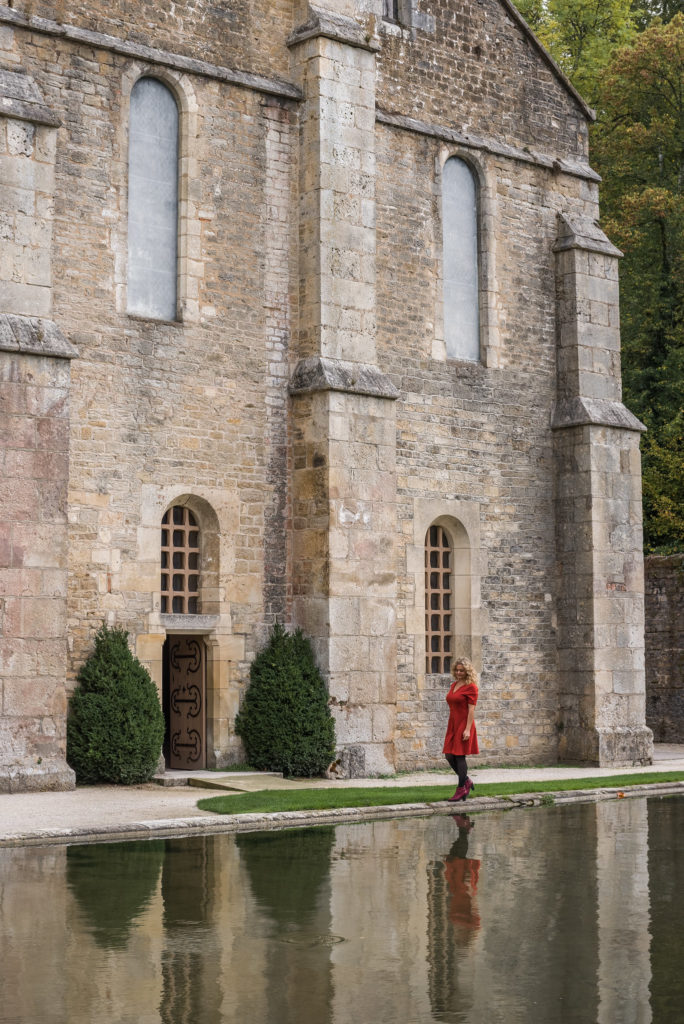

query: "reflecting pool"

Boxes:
[1, 796, 682, 1024]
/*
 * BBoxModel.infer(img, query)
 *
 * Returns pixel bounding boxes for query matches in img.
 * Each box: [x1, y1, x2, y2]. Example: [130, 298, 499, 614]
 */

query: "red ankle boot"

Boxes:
[464, 777, 475, 796]
[448, 784, 467, 802]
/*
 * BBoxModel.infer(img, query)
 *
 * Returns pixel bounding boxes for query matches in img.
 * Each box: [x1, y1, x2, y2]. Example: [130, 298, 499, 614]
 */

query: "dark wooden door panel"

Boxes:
[168, 636, 205, 770]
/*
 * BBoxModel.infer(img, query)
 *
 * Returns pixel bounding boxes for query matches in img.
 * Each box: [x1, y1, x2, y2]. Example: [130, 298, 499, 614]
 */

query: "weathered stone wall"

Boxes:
[645, 555, 684, 743]
[0, 57, 77, 789]
[0, 8, 299, 769]
[0, 0, 652, 782]
[376, 0, 590, 160]
[0, 342, 75, 791]
[9, 0, 295, 84]
[372, 65, 604, 765]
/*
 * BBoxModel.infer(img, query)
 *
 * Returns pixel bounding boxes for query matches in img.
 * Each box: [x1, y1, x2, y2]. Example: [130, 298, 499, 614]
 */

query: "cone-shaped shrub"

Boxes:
[235, 624, 336, 777]
[67, 625, 165, 784]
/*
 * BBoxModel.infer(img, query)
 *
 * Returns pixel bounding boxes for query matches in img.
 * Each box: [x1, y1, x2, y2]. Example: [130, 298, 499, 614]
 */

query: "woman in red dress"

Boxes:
[443, 657, 479, 802]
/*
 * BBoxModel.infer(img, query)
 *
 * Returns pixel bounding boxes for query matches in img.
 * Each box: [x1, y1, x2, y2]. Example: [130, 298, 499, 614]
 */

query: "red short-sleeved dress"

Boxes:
[443, 682, 479, 756]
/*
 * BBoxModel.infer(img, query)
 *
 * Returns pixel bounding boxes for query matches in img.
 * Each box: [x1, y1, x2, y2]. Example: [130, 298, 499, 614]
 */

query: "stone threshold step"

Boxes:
[152, 771, 283, 789]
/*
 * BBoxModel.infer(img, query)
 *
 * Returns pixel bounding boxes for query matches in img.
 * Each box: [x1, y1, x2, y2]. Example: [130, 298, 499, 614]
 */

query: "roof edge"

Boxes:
[498, 0, 596, 122]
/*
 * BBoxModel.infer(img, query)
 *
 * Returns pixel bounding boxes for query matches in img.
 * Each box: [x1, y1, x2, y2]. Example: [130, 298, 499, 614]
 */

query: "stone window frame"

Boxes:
[127, 76, 181, 321]
[425, 523, 455, 674]
[380, 0, 433, 34]
[115, 65, 203, 324]
[159, 494, 221, 618]
[161, 504, 201, 613]
[382, 0, 409, 24]
[408, 499, 486, 683]
[433, 146, 500, 368]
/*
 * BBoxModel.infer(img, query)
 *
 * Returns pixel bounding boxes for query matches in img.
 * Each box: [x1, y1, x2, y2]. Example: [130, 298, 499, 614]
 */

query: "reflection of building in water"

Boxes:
[327, 819, 435, 1022]
[160, 837, 222, 1024]
[464, 804, 601, 1022]
[234, 828, 335, 1024]
[427, 816, 479, 1018]
[597, 800, 651, 1024]
[1, 801, 681, 1022]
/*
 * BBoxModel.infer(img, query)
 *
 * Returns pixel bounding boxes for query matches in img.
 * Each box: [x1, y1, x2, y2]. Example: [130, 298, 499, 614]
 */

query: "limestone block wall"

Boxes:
[645, 554, 684, 742]
[373, 135, 600, 766]
[288, 12, 400, 775]
[0, 339, 75, 791]
[0, 63, 76, 790]
[0, 7, 302, 773]
[0, 0, 655, 781]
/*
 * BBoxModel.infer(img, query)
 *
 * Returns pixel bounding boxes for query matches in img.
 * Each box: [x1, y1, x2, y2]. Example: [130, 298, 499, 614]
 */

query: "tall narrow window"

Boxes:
[425, 525, 453, 674]
[161, 506, 200, 613]
[442, 157, 480, 361]
[128, 77, 179, 321]
[383, 0, 400, 20]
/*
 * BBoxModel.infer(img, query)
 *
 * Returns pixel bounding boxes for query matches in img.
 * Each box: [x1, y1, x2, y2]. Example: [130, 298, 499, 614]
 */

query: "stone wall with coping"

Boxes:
[645, 555, 684, 743]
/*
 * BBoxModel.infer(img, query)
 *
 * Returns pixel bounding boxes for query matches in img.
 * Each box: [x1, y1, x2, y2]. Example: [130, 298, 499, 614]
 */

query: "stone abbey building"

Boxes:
[0, 0, 653, 791]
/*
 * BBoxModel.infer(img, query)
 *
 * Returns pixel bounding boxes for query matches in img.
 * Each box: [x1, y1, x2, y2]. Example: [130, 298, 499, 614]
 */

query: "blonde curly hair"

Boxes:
[451, 657, 478, 688]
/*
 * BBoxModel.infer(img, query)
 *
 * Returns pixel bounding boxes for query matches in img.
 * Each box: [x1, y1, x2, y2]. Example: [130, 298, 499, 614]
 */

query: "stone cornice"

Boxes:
[0, 314, 77, 359]
[0, 5, 302, 102]
[289, 357, 399, 400]
[551, 398, 646, 433]
[553, 213, 623, 258]
[376, 109, 601, 184]
[288, 6, 379, 52]
[0, 69, 60, 127]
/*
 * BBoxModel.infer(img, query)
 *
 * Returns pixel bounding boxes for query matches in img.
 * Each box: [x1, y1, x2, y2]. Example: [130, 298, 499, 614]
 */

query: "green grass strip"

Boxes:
[196, 771, 684, 816]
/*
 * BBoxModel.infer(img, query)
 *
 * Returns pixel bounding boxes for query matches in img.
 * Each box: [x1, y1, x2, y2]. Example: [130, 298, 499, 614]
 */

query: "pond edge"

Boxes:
[1, 781, 683, 848]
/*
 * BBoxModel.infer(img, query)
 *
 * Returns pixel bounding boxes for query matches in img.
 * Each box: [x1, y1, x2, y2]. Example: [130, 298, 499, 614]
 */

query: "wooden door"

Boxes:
[167, 636, 206, 770]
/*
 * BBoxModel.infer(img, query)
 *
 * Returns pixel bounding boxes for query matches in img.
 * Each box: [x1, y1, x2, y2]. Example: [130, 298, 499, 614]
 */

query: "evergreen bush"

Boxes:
[235, 624, 336, 777]
[67, 625, 165, 784]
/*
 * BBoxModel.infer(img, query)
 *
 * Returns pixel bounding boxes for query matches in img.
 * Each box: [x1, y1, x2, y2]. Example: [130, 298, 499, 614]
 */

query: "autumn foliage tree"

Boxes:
[516, 2, 684, 552]
[592, 16, 684, 550]
[515, 0, 637, 103]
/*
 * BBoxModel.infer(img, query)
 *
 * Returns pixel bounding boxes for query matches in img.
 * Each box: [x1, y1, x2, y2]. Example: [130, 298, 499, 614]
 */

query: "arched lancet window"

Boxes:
[128, 77, 179, 321]
[442, 157, 480, 362]
[161, 506, 200, 613]
[425, 524, 453, 674]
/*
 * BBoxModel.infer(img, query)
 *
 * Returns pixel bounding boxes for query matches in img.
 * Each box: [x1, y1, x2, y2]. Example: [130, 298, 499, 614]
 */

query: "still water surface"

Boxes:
[1, 796, 682, 1024]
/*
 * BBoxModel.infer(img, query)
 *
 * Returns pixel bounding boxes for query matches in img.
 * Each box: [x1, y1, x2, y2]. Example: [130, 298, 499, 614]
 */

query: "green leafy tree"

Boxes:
[593, 16, 684, 550]
[515, 3, 684, 551]
[235, 624, 336, 777]
[515, 0, 638, 103]
[67, 625, 165, 784]
[633, 1, 684, 29]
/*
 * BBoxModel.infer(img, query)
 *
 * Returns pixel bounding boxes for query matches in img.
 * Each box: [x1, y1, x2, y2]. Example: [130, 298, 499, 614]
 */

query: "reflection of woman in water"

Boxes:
[443, 658, 479, 802]
[444, 815, 481, 935]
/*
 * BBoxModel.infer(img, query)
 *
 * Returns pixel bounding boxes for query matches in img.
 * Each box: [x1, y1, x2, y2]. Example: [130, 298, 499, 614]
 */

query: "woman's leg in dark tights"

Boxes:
[445, 753, 468, 788]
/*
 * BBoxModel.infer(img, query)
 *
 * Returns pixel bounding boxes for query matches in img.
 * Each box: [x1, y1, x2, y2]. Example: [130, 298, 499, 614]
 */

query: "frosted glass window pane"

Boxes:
[442, 158, 480, 361]
[128, 78, 179, 321]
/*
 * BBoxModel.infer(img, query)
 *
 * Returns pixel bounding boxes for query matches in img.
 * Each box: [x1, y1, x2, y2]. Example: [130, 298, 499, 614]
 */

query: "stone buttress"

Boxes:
[0, 69, 76, 790]
[553, 214, 653, 765]
[288, 3, 399, 776]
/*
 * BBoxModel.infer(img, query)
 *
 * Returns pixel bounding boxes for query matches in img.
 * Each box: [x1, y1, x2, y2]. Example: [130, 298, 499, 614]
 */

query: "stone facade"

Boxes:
[0, 0, 653, 790]
[645, 555, 684, 743]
